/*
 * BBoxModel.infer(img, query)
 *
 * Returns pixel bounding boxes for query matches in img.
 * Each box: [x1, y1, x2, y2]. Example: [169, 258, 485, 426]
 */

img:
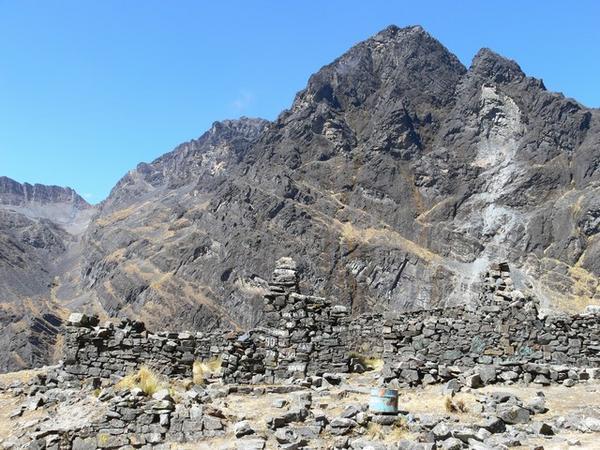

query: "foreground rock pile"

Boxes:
[2, 367, 600, 449]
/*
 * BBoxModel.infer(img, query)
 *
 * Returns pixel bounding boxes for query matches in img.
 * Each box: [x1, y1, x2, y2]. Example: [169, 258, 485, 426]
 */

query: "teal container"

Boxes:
[369, 388, 398, 414]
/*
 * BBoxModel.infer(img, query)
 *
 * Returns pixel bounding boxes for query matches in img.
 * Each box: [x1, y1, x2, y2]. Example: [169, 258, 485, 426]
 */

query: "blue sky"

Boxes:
[1, 1, 598, 203]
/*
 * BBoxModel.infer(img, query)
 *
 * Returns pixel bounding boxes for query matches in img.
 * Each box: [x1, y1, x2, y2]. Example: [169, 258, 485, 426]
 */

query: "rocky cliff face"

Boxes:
[2, 25, 600, 371]
[79, 25, 600, 335]
[0, 177, 95, 371]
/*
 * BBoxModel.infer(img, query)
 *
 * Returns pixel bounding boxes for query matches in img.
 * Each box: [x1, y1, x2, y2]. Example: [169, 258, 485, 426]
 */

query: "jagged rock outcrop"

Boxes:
[2, 25, 600, 371]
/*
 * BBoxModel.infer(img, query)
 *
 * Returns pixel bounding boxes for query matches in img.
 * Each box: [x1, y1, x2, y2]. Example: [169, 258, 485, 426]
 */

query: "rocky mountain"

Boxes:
[0, 177, 95, 370]
[2, 24, 600, 371]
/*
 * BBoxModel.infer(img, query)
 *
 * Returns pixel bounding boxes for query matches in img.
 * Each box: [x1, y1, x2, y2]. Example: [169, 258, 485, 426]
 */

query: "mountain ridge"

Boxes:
[1, 25, 600, 372]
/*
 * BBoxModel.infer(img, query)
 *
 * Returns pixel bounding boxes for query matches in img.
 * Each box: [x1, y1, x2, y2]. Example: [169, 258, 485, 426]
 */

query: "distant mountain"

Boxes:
[1, 25, 600, 371]
[0, 177, 95, 370]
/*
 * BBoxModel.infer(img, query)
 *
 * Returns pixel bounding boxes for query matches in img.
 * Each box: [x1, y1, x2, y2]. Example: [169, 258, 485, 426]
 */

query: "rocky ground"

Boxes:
[1, 365, 599, 449]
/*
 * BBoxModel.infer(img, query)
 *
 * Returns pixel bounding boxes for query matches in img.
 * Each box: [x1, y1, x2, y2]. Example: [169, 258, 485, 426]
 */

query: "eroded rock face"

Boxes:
[2, 25, 600, 370]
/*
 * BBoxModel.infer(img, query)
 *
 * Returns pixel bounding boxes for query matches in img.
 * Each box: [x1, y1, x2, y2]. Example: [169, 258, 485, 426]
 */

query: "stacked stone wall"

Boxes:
[63, 316, 227, 380]
[63, 259, 600, 386]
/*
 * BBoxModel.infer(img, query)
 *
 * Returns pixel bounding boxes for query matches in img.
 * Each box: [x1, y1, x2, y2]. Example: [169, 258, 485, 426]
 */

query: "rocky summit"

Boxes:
[1, 25, 600, 372]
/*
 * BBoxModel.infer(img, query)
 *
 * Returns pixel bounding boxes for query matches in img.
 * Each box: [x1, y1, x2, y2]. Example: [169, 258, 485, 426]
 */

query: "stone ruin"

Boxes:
[63, 258, 600, 388]
[5, 258, 600, 450]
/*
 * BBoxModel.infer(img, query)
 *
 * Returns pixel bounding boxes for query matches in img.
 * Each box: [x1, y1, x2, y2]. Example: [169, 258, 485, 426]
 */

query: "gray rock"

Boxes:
[274, 428, 299, 444]
[431, 422, 451, 440]
[235, 438, 266, 450]
[349, 438, 388, 450]
[272, 398, 288, 408]
[72, 437, 96, 450]
[341, 405, 360, 419]
[526, 395, 548, 414]
[531, 421, 554, 435]
[67, 313, 89, 327]
[440, 437, 463, 450]
[397, 441, 436, 450]
[451, 427, 478, 443]
[234, 420, 255, 438]
[442, 379, 462, 395]
[480, 416, 506, 433]
[371, 414, 398, 425]
[477, 366, 497, 385]
[465, 374, 483, 389]
[96, 434, 129, 448]
[151, 389, 172, 402]
[496, 404, 531, 424]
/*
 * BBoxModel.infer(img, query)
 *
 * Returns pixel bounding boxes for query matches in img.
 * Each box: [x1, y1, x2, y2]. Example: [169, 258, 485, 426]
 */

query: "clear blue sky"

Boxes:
[1, 1, 598, 203]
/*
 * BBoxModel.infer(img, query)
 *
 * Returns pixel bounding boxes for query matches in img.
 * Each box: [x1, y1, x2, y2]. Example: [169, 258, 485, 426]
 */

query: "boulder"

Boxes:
[496, 405, 530, 424]
[440, 437, 463, 450]
[67, 313, 88, 327]
[531, 422, 554, 435]
[234, 420, 255, 438]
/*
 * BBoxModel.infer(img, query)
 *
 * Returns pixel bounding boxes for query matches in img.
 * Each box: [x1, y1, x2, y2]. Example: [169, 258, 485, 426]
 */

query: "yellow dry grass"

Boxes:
[116, 366, 163, 396]
[192, 358, 222, 385]
[105, 248, 127, 263]
[338, 220, 441, 263]
[444, 396, 468, 413]
[95, 205, 138, 226]
[150, 272, 174, 290]
[525, 255, 600, 313]
[365, 418, 408, 441]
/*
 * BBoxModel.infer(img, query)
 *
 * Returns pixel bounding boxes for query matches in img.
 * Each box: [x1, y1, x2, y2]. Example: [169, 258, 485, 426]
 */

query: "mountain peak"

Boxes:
[208, 117, 269, 141]
[470, 47, 525, 83]
[371, 24, 427, 41]
[293, 24, 466, 114]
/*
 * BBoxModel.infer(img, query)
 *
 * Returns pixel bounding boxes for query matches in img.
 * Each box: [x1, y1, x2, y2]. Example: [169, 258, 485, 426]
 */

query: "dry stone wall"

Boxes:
[63, 259, 600, 386]
[63, 316, 227, 380]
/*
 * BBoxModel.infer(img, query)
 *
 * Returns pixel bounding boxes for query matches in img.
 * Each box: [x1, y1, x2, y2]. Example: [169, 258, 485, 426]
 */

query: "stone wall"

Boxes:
[63, 259, 600, 386]
[63, 316, 227, 380]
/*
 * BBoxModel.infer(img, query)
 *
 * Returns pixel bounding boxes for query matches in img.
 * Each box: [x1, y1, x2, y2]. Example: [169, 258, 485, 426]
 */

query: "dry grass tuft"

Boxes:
[388, 418, 409, 440]
[366, 418, 407, 441]
[349, 352, 384, 371]
[193, 357, 222, 385]
[444, 395, 468, 413]
[116, 366, 163, 396]
[365, 422, 384, 439]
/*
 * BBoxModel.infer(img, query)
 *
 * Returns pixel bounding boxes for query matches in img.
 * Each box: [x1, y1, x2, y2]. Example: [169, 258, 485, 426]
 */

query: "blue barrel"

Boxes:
[369, 388, 398, 414]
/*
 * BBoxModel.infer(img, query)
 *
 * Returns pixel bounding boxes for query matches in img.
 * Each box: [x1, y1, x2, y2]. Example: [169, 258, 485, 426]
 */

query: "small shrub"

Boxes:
[388, 418, 408, 440]
[193, 357, 222, 385]
[366, 418, 407, 441]
[365, 422, 384, 439]
[444, 395, 468, 413]
[444, 396, 454, 412]
[455, 398, 468, 413]
[116, 365, 162, 396]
